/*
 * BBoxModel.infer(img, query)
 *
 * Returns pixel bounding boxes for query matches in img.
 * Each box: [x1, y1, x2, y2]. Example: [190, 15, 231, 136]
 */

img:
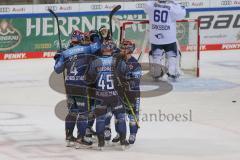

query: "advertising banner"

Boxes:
[189, 10, 240, 50]
[1, 1, 240, 60]
[0, 13, 146, 60]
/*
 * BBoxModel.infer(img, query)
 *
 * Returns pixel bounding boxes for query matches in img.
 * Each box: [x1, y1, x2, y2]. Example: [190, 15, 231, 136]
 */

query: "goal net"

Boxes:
[115, 19, 200, 77]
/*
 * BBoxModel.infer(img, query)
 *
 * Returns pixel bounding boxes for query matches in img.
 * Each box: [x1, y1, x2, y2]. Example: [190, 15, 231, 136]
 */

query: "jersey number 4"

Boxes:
[154, 10, 168, 23]
[98, 74, 114, 90]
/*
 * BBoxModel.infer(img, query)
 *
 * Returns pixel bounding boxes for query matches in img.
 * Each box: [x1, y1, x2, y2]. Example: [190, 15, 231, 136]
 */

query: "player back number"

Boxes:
[98, 74, 114, 90]
[154, 10, 168, 23]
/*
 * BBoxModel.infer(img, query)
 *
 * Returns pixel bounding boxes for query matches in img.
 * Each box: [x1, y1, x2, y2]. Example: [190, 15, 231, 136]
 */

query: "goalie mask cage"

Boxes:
[118, 19, 200, 77]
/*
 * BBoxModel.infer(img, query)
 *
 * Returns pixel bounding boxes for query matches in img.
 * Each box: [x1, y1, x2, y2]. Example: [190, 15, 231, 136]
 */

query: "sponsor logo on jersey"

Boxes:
[155, 33, 164, 39]
[0, 20, 21, 51]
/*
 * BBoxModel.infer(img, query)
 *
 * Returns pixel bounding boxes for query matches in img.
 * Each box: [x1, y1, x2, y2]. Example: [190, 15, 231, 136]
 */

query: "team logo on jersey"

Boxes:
[155, 33, 164, 39]
[0, 19, 21, 51]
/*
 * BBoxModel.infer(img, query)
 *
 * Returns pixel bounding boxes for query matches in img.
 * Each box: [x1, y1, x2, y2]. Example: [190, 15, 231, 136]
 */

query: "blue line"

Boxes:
[0, 7, 239, 18]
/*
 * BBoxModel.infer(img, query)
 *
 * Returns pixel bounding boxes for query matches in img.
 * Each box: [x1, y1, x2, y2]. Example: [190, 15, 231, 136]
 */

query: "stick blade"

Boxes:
[48, 8, 55, 15]
[110, 5, 121, 16]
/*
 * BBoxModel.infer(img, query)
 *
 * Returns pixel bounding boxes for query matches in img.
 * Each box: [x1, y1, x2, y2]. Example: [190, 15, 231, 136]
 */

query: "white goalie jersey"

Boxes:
[144, 0, 186, 45]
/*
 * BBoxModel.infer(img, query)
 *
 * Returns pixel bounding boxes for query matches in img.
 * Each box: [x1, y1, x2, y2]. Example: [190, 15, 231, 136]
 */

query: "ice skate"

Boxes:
[120, 134, 129, 150]
[65, 135, 77, 147]
[112, 133, 120, 143]
[75, 136, 93, 149]
[97, 134, 105, 151]
[104, 127, 111, 144]
[128, 134, 136, 144]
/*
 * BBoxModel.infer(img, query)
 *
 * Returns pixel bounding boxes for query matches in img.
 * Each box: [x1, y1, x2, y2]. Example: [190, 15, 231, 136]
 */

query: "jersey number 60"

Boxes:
[154, 10, 168, 23]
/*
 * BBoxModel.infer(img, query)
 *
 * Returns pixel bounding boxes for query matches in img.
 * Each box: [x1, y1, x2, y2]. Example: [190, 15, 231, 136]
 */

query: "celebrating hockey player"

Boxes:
[85, 26, 112, 140]
[99, 26, 112, 41]
[54, 29, 101, 148]
[144, 0, 186, 81]
[112, 39, 141, 145]
[86, 39, 129, 150]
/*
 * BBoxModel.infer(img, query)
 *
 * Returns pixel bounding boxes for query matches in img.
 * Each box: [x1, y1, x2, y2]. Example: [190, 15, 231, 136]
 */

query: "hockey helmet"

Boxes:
[101, 39, 116, 53]
[71, 30, 85, 44]
[120, 39, 135, 53]
[99, 26, 111, 40]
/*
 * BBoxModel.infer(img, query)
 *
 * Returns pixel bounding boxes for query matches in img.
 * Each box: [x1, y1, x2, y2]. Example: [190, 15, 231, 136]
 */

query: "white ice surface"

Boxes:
[0, 50, 240, 160]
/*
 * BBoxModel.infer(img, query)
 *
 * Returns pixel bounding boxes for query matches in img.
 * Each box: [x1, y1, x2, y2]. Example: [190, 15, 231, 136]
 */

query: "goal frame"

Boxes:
[118, 19, 200, 77]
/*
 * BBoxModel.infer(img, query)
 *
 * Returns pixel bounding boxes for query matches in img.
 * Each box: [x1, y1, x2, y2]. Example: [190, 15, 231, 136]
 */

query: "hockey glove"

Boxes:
[54, 48, 66, 60]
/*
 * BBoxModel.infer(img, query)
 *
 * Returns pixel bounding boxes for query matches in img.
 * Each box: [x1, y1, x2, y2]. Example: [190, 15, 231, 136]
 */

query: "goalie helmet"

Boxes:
[120, 39, 135, 54]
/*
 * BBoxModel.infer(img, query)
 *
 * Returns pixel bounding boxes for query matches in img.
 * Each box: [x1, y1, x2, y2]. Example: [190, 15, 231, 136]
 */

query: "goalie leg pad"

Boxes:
[149, 48, 165, 78]
[166, 53, 178, 77]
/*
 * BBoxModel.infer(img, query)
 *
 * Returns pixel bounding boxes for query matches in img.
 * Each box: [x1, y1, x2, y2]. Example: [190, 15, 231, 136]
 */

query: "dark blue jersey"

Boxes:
[86, 55, 128, 100]
[54, 40, 100, 87]
[126, 56, 142, 91]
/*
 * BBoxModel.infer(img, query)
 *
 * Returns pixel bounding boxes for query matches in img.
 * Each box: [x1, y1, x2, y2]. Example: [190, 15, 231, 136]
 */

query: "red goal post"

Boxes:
[116, 18, 200, 77]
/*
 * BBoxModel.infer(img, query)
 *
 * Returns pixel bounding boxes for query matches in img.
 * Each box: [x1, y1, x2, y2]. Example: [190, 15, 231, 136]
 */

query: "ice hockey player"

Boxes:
[144, 0, 186, 81]
[85, 26, 112, 141]
[85, 39, 129, 150]
[87, 26, 119, 143]
[99, 26, 112, 41]
[54, 29, 101, 148]
[112, 39, 141, 145]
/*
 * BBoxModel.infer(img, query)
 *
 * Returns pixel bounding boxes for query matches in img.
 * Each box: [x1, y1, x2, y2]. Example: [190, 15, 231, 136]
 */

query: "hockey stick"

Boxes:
[48, 9, 62, 50]
[109, 5, 121, 38]
[112, 57, 140, 128]
[48, 9, 67, 95]
[109, 5, 140, 128]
